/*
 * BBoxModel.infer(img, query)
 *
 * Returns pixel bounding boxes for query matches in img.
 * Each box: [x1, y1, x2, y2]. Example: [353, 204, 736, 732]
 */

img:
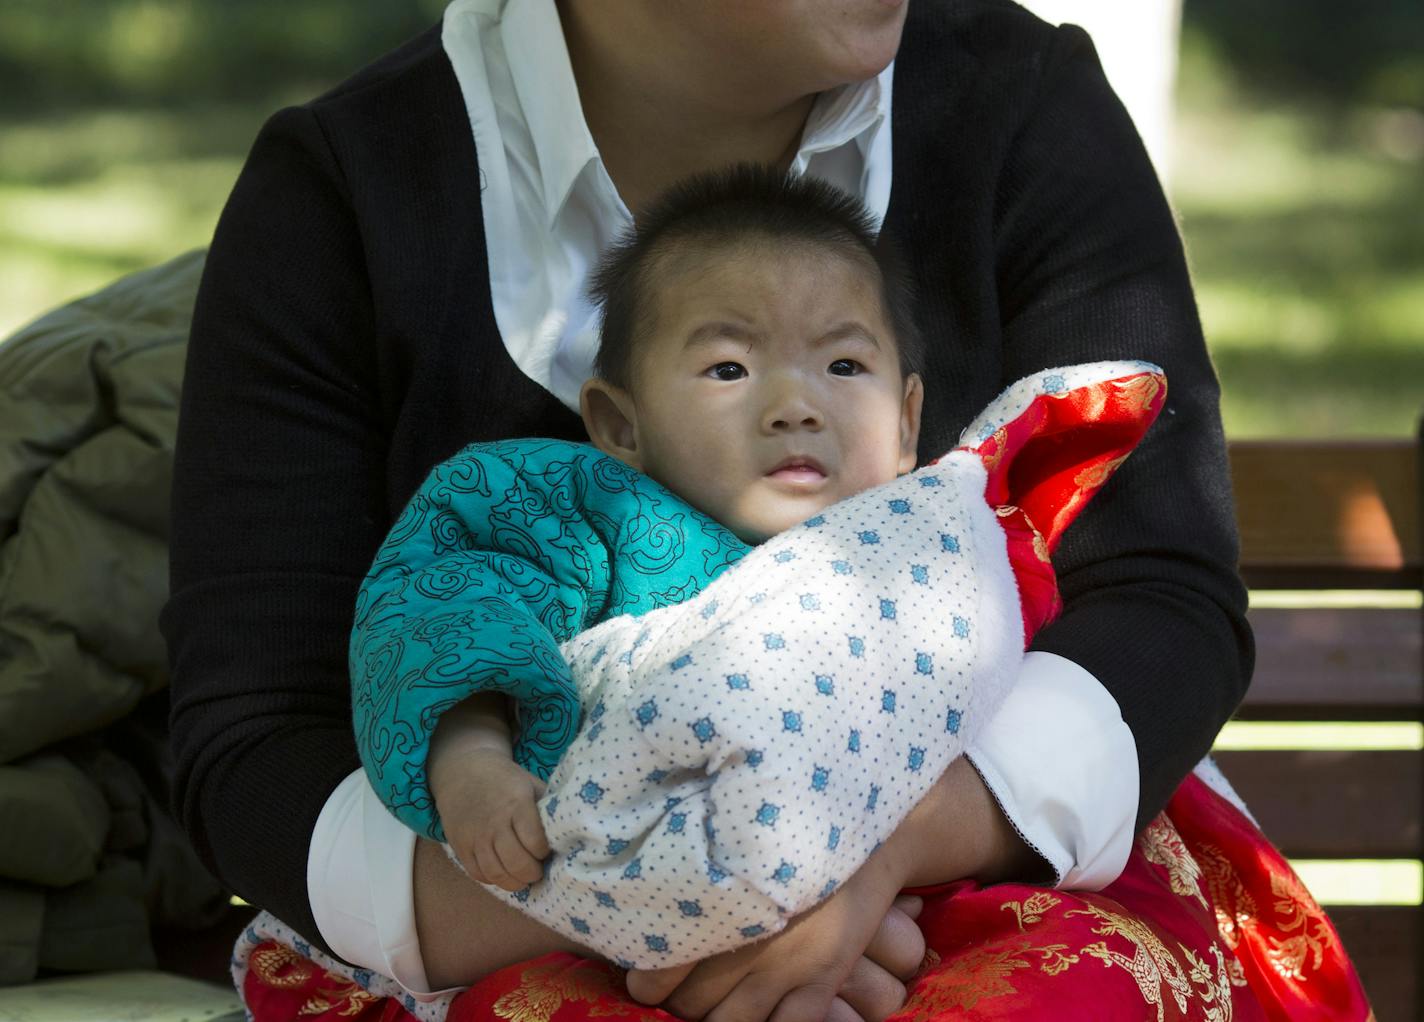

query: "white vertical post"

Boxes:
[1016, 0, 1183, 184]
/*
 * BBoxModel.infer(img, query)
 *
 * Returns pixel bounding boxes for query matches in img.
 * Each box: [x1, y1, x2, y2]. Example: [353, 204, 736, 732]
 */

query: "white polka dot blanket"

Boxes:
[499, 360, 1168, 967]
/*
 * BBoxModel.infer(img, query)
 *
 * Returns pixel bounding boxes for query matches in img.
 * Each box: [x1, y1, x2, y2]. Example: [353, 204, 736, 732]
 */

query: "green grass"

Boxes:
[1173, 98, 1424, 437]
[0, 105, 266, 340]
[2, 64, 1421, 439]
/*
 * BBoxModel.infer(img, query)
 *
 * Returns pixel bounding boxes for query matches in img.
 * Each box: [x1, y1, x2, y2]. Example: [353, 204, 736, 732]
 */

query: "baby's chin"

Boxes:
[729, 508, 831, 546]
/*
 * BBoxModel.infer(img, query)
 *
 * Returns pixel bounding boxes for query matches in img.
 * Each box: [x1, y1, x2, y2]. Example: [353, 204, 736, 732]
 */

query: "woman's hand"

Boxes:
[626, 850, 923, 1022]
[626, 758, 1043, 1022]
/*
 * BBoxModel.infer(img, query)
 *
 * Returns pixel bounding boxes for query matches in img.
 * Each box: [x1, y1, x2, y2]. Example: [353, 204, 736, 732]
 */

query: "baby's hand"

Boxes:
[439, 748, 551, 892]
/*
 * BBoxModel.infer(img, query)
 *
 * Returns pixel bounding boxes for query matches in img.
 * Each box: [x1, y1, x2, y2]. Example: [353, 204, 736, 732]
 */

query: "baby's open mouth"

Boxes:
[766, 456, 827, 483]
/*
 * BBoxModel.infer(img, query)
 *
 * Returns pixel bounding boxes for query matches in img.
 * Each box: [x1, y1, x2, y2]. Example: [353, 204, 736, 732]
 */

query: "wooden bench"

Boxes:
[1217, 429, 1423, 1020]
[149, 432, 1424, 1017]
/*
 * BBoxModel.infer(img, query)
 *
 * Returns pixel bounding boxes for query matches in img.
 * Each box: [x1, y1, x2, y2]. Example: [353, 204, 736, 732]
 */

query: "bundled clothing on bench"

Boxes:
[0, 253, 229, 984]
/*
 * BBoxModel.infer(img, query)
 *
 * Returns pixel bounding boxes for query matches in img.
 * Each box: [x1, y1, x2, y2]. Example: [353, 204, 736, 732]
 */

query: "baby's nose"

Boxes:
[764, 391, 824, 432]
[768, 410, 822, 431]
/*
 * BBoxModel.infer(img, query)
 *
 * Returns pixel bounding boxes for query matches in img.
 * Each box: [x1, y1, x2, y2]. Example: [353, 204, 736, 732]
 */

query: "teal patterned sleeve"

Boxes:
[349, 438, 743, 841]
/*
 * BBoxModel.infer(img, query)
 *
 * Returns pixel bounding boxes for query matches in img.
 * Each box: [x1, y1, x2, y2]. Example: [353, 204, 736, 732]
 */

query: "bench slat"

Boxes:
[1214, 749, 1421, 858]
[1237, 607, 1423, 718]
[1329, 905, 1421, 1021]
[1230, 439, 1421, 589]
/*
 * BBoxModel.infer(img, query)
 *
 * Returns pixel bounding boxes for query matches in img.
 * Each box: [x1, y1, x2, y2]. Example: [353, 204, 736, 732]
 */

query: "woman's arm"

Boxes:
[163, 103, 415, 951]
[414, 837, 589, 986]
[992, 24, 1253, 827]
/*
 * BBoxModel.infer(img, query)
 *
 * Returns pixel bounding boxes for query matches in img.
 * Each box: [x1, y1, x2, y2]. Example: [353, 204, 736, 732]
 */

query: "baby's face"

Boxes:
[621, 243, 921, 543]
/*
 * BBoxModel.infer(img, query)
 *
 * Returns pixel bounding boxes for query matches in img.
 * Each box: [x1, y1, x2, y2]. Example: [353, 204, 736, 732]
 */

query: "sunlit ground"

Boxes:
[1175, 104, 1424, 437]
[1170, 34, 1424, 437]
[0, 104, 257, 337]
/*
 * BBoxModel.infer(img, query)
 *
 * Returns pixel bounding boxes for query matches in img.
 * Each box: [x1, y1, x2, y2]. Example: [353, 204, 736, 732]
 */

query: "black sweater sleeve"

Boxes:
[994, 25, 1254, 829]
[162, 104, 388, 949]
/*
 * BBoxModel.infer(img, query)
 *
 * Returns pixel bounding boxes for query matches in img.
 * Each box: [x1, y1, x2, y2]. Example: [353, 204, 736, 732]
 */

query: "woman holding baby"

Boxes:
[164, 1, 1368, 1019]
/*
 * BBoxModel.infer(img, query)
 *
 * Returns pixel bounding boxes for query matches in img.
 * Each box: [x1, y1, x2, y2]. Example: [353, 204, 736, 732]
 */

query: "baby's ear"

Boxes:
[580, 378, 642, 470]
[898, 373, 924, 475]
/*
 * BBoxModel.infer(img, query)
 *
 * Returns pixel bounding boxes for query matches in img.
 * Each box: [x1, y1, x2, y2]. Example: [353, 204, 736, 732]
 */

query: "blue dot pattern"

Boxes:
[508, 438, 1028, 969]
[351, 363, 1162, 969]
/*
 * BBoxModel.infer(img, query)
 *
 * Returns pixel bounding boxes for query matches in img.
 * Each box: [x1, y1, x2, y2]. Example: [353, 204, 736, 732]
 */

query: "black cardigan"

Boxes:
[163, 0, 1252, 952]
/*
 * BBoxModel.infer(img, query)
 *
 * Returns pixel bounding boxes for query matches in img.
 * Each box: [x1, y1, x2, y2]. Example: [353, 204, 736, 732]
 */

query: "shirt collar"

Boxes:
[795, 63, 893, 169]
[501, 0, 600, 227]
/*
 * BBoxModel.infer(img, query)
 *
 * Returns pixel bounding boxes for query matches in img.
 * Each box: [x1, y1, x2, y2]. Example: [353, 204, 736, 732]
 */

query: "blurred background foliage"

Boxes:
[0, 0, 1420, 436]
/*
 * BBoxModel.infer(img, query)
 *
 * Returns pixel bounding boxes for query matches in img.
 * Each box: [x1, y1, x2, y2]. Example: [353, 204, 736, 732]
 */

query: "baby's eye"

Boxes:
[828, 359, 863, 377]
[707, 362, 747, 381]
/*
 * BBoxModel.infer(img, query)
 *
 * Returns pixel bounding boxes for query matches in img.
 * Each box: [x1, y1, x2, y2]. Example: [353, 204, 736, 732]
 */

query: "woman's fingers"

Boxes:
[823, 996, 868, 1022]
[705, 970, 819, 1022]
[656, 946, 767, 1021]
[892, 894, 923, 920]
[833, 957, 909, 1022]
[625, 960, 698, 1006]
[860, 903, 926, 981]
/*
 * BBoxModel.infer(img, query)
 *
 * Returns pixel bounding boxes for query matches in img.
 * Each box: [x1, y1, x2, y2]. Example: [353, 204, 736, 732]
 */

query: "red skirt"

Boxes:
[241, 774, 1373, 1022]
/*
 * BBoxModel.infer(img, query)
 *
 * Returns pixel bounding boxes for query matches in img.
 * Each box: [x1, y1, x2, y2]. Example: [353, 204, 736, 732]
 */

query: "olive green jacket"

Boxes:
[0, 252, 226, 984]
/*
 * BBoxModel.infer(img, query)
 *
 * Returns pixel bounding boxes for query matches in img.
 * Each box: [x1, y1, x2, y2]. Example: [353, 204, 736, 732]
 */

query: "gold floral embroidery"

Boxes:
[1113, 372, 1165, 411]
[250, 943, 316, 989]
[249, 943, 379, 1017]
[1140, 816, 1209, 909]
[905, 894, 1250, 1019]
[1182, 943, 1236, 1022]
[299, 980, 381, 1018]
[993, 506, 1052, 562]
[981, 427, 1009, 472]
[1001, 891, 1062, 931]
[1195, 842, 1257, 951]
[900, 944, 1034, 1017]
[1072, 453, 1130, 491]
[1069, 905, 1193, 1022]
[1031, 943, 1080, 976]
[914, 947, 942, 978]
[493, 958, 662, 1022]
[1266, 871, 1332, 981]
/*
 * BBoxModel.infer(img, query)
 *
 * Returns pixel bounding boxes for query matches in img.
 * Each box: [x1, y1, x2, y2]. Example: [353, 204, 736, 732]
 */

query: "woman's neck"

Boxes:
[558, 2, 816, 218]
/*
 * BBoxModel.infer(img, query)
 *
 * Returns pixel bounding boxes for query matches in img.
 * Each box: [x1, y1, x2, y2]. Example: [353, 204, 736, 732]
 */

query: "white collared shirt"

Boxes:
[306, 0, 1137, 997]
[446, 0, 895, 411]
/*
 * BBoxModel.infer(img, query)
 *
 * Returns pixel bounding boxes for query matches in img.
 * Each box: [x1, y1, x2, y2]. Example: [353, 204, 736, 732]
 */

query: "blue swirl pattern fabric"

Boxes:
[350, 438, 745, 840]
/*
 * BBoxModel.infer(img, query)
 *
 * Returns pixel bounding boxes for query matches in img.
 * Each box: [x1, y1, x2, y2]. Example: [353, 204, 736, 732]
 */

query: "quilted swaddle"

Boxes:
[351, 361, 1167, 967]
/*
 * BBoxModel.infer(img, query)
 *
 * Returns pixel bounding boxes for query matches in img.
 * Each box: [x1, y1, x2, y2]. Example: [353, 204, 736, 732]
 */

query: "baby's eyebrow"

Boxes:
[816, 322, 881, 349]
[682, 320, 881, 351]
[683, 321, 762, 349]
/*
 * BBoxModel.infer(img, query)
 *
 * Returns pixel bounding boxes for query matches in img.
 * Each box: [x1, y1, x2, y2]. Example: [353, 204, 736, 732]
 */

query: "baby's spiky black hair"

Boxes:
[588, 163, 922, 388]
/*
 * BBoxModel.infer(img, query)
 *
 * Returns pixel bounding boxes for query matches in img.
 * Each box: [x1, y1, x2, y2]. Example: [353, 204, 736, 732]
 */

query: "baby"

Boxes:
[450, 165, 923, 890]
[351, 165, 1164, 966]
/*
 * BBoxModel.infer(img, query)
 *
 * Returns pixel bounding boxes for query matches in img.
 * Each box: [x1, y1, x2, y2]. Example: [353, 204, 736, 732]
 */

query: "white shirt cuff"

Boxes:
[965, 650, 1138, 890]
[308, 769, 460, 1001]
